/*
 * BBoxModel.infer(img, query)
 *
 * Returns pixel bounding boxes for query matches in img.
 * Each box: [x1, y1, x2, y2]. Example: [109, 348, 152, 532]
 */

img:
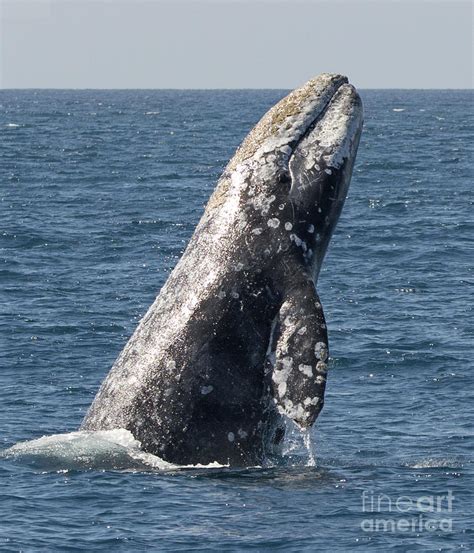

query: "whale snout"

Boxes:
[289, 82, 364, 200]
[232, 74, 363, 196]
[297, 83, 363, 169]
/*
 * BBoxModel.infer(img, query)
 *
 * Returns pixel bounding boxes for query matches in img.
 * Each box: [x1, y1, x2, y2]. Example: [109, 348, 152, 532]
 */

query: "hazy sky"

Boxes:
[1, 0, 472, 89]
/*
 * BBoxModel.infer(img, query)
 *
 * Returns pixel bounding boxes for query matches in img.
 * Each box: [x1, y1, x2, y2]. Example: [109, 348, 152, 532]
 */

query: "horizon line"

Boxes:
[1, 87, 473, 91]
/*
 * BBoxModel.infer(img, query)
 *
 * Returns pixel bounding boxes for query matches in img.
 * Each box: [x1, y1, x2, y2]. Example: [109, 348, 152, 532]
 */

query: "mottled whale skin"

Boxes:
[81, 74, 363, 466]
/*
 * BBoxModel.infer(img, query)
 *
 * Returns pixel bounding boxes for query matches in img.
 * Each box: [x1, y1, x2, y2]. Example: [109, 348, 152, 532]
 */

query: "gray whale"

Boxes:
[81, 74, 363, 466]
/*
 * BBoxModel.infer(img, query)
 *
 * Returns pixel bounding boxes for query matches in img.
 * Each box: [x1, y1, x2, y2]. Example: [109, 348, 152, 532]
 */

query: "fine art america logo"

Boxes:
[361, 490, 454, 533]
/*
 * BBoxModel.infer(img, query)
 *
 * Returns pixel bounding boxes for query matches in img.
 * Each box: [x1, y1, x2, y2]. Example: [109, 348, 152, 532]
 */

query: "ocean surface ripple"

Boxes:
[0, 89, 472, 551]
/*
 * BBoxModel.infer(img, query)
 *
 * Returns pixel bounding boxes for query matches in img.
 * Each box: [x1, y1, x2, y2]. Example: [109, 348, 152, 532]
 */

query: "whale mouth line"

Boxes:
[289, 80, 353, 160]
[299, 81, 347, 141]
[227, 75, 353, 173]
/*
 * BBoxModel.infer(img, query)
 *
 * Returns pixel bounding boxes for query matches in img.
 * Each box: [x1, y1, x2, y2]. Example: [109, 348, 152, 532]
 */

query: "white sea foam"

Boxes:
[6, 123, 20, 127]
[2, 429, 228, 472]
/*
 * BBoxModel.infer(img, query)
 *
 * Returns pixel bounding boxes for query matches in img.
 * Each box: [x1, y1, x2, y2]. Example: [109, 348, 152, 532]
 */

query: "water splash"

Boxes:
[3, 426, 320, 472]
[303, 430, 316, 467]
[1, 430, 227, 472]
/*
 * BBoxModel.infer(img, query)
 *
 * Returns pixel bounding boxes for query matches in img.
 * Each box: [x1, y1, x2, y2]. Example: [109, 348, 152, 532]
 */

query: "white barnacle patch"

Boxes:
[285, 222, 293, 231]
[289, 233, 301, 246]
[304, 397, 320, 407]
[314, 342, 328, 362]
[217, 290, 226, 299]
[251, 228, 263, 235]
[278, 399, 309, 423]
[289, 233, 307, 252]
[303, 153, 316, 171]
[324, 168, 332, 175]
[267, 218, 280, 228]
[249, 193, 276, 216]
[283, 398, 293, 410]
[297, 326, 307, 335]
[231, 291, 240, 299]
[234, 262, 244, 271]
[230, 168, 246, 188]
[315, 233, 322, 243]
[185, 297, 198, 311]
[261, 194, 276, 215]
[289, 233, 302, 247]
[237, 429, 248, 439]
[277, 398, 293, 416]
[298, 364, 313, 378]
[200, 385, 214, 395]
[227, 432, 235, 442]
[272, 356, 293, 397]
[308, 224, 315, 233]
[284, 316, 295, 328]
[315, 375, 326, 385]
[166, 360, 176, 372]
[316, 361, 328, 374]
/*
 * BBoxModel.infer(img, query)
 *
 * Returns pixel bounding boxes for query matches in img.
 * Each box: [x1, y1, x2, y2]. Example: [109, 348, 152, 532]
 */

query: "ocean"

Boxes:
[0, 89, 472, 551]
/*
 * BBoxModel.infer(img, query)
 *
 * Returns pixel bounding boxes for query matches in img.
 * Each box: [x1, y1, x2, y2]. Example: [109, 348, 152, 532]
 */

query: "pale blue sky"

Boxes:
[1, 0, 472, 89]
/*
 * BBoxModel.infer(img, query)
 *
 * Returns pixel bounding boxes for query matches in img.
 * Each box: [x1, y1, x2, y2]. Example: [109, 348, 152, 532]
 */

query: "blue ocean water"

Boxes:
[0, 88, 472, 552]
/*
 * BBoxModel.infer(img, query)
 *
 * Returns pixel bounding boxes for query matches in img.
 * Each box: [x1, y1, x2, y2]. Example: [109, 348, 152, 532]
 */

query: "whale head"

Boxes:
[220, 73, 363, 280]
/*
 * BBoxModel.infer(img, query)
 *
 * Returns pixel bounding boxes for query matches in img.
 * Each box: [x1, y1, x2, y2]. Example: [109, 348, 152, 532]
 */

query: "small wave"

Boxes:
[392, 108, 405, 112]
[406, 458, 464, 469]
[145, 111, 160, 115]
[1, 429, 227, 472]
[6, 123, 21, 128]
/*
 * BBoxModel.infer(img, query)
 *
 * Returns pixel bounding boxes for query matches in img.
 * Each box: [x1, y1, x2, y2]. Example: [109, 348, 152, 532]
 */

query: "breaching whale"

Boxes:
[81, 74, 363, 466]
